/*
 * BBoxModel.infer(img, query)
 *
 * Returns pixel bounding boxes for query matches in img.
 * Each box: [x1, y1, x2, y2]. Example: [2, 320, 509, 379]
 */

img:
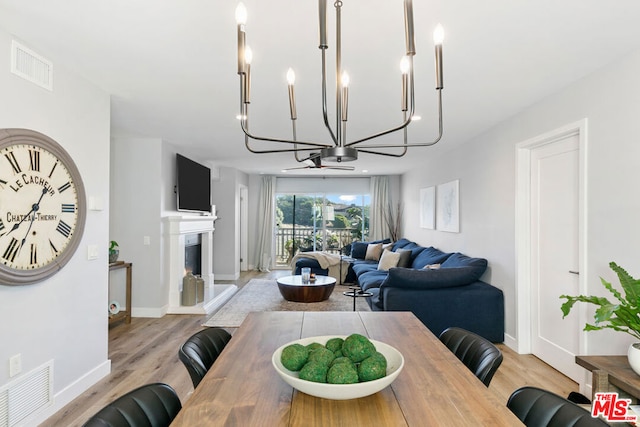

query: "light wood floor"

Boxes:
[41, 270, 578, 426]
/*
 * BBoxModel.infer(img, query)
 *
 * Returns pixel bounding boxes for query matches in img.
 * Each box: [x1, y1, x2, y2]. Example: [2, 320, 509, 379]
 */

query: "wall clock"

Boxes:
[0, 128, 86, 285]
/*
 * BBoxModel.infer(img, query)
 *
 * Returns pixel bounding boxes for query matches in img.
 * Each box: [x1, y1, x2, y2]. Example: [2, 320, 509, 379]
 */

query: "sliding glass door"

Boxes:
[275, 193, 370, 267]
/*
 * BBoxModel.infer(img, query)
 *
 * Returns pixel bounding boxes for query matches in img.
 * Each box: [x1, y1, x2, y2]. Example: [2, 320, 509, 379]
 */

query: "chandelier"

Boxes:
[235, 0, 444, 164]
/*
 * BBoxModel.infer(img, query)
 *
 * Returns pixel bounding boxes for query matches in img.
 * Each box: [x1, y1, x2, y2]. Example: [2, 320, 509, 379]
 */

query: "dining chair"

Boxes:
[438, 326, 503, 387]
[179, 327, 232, 388]
[82, 383, 181, 427]
[507, 386, 609, 427]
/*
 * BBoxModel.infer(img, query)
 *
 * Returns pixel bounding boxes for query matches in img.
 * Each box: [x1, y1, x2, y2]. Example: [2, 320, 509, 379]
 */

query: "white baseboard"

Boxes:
[29, 359, 111, 426]
[215, 273, 240, 280]
[132, 305, 168, 318]
[503, 332, 518, 352]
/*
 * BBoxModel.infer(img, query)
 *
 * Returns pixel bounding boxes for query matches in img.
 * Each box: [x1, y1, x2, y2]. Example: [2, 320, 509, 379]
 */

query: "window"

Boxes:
[275, 193, 369, 267]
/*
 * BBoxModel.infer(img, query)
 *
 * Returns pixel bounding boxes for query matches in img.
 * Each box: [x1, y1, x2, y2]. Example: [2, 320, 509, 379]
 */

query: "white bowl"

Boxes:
[272, 335, 404, 400]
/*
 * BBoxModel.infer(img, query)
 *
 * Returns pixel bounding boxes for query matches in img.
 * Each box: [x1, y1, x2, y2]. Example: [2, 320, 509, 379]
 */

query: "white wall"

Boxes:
[0, 31, 111, 424]
[110, 137, 164, 315]
[401, 47, 640, 356]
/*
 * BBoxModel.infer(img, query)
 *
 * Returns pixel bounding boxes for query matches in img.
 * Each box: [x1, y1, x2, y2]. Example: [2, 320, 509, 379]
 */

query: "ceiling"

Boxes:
[1, 0, 640, 176]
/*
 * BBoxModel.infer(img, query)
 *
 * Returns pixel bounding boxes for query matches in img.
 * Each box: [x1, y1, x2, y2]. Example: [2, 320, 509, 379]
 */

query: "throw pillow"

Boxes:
[365, 243, 383, 261]
[395, 248, 413, 268]
[350, 241, 369, 259]
[377, 250, 401, 271]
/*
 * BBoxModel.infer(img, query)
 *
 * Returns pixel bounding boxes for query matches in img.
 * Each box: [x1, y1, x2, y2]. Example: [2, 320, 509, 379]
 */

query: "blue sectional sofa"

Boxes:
[295, 238, 505, 342]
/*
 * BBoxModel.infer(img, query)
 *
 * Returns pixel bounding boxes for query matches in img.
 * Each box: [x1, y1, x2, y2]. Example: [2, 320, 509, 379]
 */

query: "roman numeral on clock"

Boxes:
[56, 220, 72, 238]
[30, 243, 37, 265]
[58, 182, 71, 193]
[49, 239, 58, 254]
[4, 151, 21, 174]
[0, 219, 5, 235]
[0, 178, 6, 189]
[48, 161, 58, 178]
[61, 203, 75, 213]
[29, 149, 40, 171]
[2, 237, 20, 262]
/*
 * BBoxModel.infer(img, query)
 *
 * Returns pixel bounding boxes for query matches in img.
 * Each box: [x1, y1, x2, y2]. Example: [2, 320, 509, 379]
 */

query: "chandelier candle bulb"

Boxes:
[319, 0, 328, 48]
[404, 0, 416, 55]
[434, 24, 444, 89]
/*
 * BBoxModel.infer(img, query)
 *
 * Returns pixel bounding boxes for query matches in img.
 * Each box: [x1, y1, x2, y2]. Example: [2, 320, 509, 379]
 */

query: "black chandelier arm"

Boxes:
[356, 148, 408, 158]
[244, 137, 328, 155]
[348, 83, 443, 149]
[239, 93, 332, 149]
[344, 66, 418, 148]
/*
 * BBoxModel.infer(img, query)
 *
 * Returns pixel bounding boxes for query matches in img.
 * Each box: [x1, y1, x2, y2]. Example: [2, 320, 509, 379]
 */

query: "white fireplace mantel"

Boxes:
[164, 214, 236, 315]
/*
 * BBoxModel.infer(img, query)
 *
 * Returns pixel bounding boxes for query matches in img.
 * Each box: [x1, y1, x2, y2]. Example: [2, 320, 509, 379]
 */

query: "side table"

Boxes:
[343, 286, 372, 311]
[108, 261, 132, 325]
[339, 255, 355, 285]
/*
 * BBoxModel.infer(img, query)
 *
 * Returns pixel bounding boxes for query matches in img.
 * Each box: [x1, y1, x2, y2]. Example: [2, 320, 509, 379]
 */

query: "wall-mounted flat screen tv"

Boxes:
[176, 153, 211, 213]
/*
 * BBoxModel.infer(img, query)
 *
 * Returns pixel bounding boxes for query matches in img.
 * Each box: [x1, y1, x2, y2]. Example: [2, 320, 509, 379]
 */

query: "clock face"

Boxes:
[0, 129, 86, 285]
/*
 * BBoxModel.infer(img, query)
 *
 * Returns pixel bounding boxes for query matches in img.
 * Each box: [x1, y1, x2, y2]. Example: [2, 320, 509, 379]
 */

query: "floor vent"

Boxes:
[11, 40, 53, 91]
[0, 361, 53, 427]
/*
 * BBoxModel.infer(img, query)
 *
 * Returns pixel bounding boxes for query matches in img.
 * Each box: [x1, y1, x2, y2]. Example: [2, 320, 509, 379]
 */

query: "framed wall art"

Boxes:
[436, 180, 459, 233]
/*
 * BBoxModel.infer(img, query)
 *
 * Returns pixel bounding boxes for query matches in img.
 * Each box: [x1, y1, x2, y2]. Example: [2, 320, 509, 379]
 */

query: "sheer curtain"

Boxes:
[255, 175, 276, 272]
[369, 176, 390, 241]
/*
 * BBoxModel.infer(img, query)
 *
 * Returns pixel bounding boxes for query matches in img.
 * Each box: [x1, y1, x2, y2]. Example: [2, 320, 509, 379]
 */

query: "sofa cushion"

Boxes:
[365, 243, 384, 261]
[441, 252, 488, 270]
[382, 266, 485, 289]
[378, 250, 400, 271]
[350, 241, 369, 259]
[350, 239, 391, 259]
[391, 238, 413, 251]
[411, 246, 451, 269]
[352, 260, 378, 276]
[395, 249, 413, 268]
[358, 270, 389, 291]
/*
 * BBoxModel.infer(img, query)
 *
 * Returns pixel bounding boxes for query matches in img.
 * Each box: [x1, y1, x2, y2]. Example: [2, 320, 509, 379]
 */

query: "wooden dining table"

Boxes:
[171, 311, 521, 426]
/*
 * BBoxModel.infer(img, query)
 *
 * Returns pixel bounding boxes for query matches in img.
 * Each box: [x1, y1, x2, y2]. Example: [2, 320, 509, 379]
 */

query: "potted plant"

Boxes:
[560, 261, 640, 374]
[109, 240, 119, 263]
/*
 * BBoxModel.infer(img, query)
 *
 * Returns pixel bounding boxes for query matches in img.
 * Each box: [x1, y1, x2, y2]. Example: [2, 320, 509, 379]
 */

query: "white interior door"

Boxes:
[530, 133, 582, 382]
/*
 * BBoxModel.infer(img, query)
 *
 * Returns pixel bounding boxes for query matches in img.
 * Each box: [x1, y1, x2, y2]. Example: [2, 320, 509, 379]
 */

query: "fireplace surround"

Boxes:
[164, 214, 237, 315]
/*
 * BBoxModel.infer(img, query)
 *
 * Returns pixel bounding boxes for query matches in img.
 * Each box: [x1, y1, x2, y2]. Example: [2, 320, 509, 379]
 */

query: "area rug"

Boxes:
[203, 279, 370, 328]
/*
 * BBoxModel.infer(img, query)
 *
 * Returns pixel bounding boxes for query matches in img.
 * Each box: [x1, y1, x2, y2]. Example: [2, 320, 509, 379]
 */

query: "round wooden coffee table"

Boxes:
[276, 275, 336, 303]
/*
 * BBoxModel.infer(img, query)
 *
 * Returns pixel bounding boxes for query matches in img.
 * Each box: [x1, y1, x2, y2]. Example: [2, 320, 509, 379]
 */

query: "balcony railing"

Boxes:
[275, 227, 361, 266]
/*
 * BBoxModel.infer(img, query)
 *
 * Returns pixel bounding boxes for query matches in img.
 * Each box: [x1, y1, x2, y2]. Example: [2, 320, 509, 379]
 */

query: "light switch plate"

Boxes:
[9, 353, 21, 377]
[87, 244, 99, 260]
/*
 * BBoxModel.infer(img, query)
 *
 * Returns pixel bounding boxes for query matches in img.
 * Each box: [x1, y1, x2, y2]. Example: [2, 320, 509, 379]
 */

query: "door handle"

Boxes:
[569, 270, 579, 275]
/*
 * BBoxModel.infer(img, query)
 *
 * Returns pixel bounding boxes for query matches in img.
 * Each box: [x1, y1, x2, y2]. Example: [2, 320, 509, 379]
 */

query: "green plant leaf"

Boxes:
[560, 262, 640, 341]
[610, 262, 640, 309]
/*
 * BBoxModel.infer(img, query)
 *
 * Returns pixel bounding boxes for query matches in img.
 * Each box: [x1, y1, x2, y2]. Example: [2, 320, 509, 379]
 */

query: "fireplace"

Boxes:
[164, 214, 237, 315]
[184, 233, 202, 276]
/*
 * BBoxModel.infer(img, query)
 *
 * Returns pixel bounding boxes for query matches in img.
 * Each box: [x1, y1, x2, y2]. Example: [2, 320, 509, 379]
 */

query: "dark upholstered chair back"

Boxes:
[179, 327, 232, 388]
[438, 326, 503, 387]
[82, 383, 181, 427]
[507, 386, 609, 427]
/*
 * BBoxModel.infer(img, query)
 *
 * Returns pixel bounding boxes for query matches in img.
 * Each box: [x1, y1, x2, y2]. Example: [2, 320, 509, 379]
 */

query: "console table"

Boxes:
[108, 261, 132, 325]
[576, 355, 640, 402]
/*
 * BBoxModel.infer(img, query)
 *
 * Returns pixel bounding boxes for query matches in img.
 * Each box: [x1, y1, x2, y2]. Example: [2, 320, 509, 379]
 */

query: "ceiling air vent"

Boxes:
[11, 40, 53, 91]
